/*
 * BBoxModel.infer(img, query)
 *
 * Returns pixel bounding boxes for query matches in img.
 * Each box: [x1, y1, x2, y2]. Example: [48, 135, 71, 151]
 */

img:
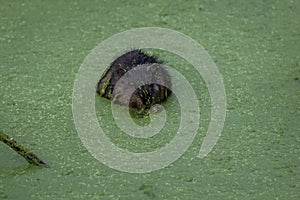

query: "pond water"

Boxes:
[0, 0, 299, 199]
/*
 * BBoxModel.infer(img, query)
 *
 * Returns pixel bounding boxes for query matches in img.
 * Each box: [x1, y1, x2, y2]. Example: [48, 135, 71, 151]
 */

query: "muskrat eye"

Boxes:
[152, 84, 160, 93]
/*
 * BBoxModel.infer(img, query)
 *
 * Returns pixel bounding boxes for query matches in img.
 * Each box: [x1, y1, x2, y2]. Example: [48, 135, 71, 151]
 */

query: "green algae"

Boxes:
[0, 0, 299, 199]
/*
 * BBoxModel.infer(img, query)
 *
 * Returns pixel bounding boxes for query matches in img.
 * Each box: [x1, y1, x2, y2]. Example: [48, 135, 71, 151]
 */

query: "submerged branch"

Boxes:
[0, 130, 47, 167]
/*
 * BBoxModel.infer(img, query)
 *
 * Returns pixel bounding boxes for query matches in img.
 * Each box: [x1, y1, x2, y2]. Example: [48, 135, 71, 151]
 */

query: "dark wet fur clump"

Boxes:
[97, 49, 172, 112]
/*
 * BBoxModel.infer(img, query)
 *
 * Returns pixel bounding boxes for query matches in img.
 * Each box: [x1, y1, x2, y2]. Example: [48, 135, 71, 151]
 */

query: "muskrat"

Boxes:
[97, 49, 172, 114]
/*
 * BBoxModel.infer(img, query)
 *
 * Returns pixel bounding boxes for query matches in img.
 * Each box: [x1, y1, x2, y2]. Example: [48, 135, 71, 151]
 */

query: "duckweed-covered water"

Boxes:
[1, 0, 299, 199]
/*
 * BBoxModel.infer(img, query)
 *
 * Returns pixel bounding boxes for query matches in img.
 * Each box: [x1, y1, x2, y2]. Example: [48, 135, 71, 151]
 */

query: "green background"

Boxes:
[1, 0, 299, 199]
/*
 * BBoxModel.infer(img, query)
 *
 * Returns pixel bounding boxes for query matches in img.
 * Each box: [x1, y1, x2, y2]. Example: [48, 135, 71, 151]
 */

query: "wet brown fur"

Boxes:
[97, 49, 172, 110]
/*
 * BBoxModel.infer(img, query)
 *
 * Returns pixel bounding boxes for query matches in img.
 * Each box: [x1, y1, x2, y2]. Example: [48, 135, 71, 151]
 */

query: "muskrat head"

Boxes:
[97, 49, 172, 117]
[129, 83, 163, 110]
[112, 64, 171, 116]
[127, 83, 168, 117]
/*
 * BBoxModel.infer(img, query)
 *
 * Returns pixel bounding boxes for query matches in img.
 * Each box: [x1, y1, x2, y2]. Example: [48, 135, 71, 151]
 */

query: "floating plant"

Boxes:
[0, 130, 47, 167]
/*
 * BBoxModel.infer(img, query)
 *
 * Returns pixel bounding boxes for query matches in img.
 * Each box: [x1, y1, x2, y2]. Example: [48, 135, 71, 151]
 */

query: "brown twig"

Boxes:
[0, 129, 47, 167]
